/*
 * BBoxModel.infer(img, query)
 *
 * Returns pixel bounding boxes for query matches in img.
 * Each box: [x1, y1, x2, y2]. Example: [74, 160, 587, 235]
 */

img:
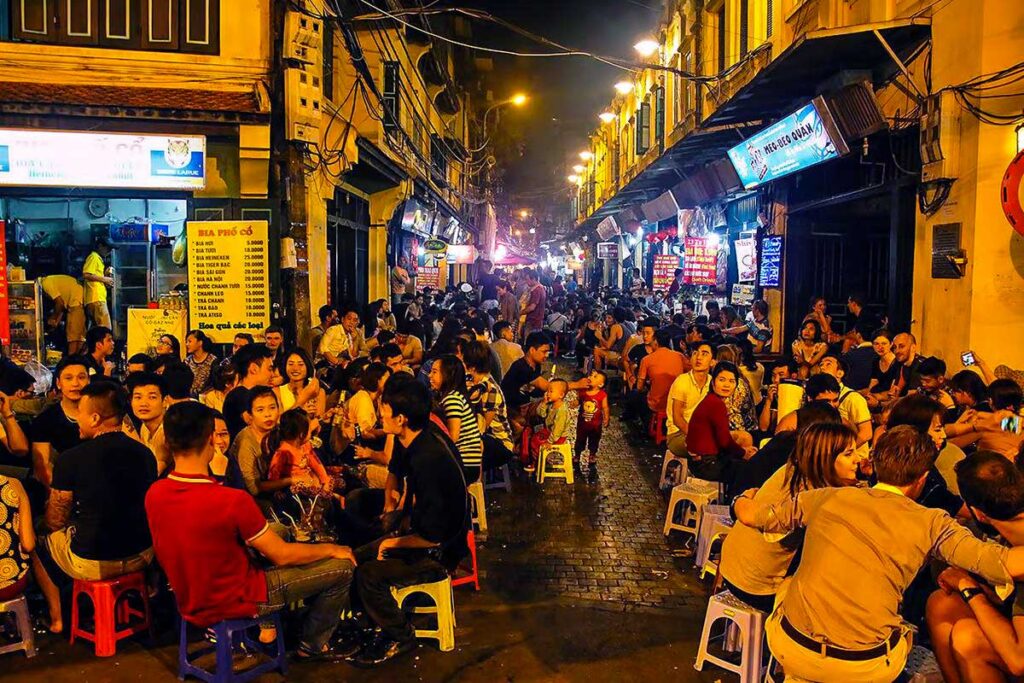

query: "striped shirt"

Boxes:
[440, 391, 484, 469]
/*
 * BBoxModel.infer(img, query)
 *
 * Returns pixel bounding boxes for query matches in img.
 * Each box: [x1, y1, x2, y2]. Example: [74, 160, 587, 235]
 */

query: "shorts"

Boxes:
[575, 426, 602, 456]
[36, 526, 153, 590]
[85, 301, 111, 328]
[66, 305, 86, 342]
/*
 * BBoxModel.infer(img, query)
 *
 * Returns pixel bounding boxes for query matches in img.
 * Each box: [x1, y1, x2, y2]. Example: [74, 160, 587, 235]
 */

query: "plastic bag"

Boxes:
[22, 361, 52, 395]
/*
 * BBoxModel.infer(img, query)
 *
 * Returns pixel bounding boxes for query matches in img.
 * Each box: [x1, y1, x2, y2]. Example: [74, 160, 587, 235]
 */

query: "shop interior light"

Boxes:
[494, 244, 507, 261]
[572, 164, 585, 173]
[614, 81, 634, 95]
[529, 228, 536, 234]
[579, 150, 594, 161]
[633, 39, 659, 57]
[599, 111, 616, 124]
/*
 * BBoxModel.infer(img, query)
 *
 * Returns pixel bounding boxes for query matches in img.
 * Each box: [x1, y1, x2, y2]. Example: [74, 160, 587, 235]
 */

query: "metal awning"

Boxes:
[704, 19, 930, 128]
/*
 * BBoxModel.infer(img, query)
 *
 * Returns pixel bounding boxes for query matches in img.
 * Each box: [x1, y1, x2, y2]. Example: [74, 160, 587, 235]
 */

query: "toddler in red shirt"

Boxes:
[575, 370, 609, 479]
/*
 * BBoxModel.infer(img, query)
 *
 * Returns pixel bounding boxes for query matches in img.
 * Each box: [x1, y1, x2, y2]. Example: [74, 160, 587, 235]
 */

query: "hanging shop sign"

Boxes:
[446, 244, 477, 264]
[417, 266, 440, 291]
[596, 241, 619, 260]
[683, 237, 718, 285]
[399, 199, 435, 237]
[0, 221, 8, 347]
[731, 284, 755, 306]
[652, 254, 681, 290]
[726, 97, 848, 189]
[127, 308, 187, 359]
[424, 238, 448, 253]
[1001, 150, 1024, 236]
[187, 221, 270, 343]
[734, 237, 758, 282]
[759, 235, 783, 288]
[0, 129, 206, 190]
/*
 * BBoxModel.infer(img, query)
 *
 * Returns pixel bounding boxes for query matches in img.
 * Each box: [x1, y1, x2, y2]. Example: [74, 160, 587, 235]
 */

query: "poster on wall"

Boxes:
[759, 235, 783, 288]
[652, 254, 681, 290]
[683, 237, 717, 285]
[731, 284, 755, 306]
[0, 221, 8, 347]
[127, 308, 187, 359]
[734, 237, 758, 282]
[417, 266, 440, 291]
[597, 241, 619, 260]
[187, 221, 270, 343]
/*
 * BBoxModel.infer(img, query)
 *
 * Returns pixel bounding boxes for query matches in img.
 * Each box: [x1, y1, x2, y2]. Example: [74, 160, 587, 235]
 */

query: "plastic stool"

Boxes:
[451, 529, 480, 591]
[648, 410, 667, 445]
[659, 450, 689, 490]
[178, 611, 287, 682]
[537, 443, 574, 484]
[391, 576, 455, 652]
[696, 505, 734, 577]
[904, 645, 943, 682]
[70, 571, 151, 657]
[484, 464, 512, 492]
[467, 480, 488, 534]
[0, 595, 35, 658]
[663, 480, 718, 538]
[695, 590, 766, 683]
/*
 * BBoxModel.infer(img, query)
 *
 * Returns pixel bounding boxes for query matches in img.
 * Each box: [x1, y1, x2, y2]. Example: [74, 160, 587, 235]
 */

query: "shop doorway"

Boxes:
[327, 192, 370, 306]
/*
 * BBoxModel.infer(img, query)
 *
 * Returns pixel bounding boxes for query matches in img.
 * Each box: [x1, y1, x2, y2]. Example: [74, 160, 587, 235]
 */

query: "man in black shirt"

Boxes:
[222, 344, 274, 438]
[32, 380, 157, 634]
[30, 357, 89, 487]
[349, 378, 468, 667]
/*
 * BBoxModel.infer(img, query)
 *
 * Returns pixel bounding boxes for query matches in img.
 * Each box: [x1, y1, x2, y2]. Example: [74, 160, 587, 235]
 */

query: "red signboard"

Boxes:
[652, 254, 680, 290]
[417, 266, 440, 292]
[0, 221, 8, 347]
[683, 237, 717, 285]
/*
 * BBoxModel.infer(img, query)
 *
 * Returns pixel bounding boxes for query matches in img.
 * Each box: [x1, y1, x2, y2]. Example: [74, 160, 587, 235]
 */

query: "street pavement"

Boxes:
[3, 366, 729, 682]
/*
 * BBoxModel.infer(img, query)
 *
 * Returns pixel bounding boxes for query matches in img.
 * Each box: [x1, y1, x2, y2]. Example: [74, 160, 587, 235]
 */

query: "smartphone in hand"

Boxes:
[961, 351, 976, 366]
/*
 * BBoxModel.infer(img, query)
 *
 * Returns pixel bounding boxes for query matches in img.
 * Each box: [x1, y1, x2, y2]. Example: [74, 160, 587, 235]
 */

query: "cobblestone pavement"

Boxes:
[4, 363, 728, 682]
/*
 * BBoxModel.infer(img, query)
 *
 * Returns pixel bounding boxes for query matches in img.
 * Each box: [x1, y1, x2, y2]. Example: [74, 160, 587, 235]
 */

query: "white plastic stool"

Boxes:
[390, 576, 456, 652]
[537, 443, 574, 484]
[484, 464, 512, 492]
[696, 506, 734, 579]
[904, 645, 943, 682]
[663, 479, 719, 538]
[659, 450, 689, 490]
[467, 480, 487, 534]
[695, 590, 766, 683]
[0, 595, 36, 658]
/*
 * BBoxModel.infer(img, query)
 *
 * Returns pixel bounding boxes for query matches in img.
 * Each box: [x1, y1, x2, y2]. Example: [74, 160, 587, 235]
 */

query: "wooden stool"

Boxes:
[537, 443, 574, 484]
[391, 576, 456, 652]
[70, 571, 151, 657]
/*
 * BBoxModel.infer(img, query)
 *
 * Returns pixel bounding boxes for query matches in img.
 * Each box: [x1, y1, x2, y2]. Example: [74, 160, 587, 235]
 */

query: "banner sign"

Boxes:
[187, 221, 270, 343]
[127, 308, 187, 359]
[726, 98, 848, 189]
[759, 235, 784, 288]
[731, 283, 755, 306]
[446, 244, 477, 264]
[652, 254, 681, 290]
[0, 129, 206, 190]
[596, 241, 619, 260]
[683, 237, 717, 285]
[416, 266, 440, 291]
[0, 221, 8, 347]
[424, 238, 448, 253]
[734, 237, 758, 282]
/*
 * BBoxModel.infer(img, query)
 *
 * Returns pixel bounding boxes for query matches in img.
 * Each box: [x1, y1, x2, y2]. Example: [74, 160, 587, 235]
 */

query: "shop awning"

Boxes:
[703, 19, 930, 128]
[0, 82, 268, 121]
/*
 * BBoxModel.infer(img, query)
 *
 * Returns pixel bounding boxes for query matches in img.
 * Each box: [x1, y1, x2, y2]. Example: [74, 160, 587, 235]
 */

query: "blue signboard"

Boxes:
[727, 98, 848, 189]
[759, 235, 783, 288]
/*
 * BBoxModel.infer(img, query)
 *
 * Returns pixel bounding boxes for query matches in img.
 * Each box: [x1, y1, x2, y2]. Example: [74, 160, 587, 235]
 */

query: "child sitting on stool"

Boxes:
[527, 379, 570, 473]
[575, 370, 609, 480]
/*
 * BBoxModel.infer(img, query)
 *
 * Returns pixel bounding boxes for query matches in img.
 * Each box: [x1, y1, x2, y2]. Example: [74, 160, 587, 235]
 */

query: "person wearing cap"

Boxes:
[41, 274, 86, 355]
[82, 239, 115, 329]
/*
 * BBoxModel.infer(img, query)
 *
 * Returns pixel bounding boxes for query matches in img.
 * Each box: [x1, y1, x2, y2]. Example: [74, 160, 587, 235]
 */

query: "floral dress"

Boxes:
[0, 476, 29, 596]
[725, 376, 758, 433]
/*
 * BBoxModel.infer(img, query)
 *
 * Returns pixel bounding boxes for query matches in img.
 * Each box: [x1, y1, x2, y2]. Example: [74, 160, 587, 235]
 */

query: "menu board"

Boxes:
[596, 241, 619, 260]
[759, 235, 783, 288]
[652, 254, 680, 290]
[417, 266, 440, 292]
[683, 237, 717, 285]
[187, 221, 270, 343]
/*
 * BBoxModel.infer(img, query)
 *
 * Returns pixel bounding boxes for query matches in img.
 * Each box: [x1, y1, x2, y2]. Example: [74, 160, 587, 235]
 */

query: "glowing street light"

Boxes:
[634, 39, 659, 57]
[510, 93, 528, 107]
[518, 209, 531, 219]
[572, 164, 585, 173]
[599, 111, 616, 124]
[567, 174, 580, 183]
[614, 81, 634, 95]
[579, 150, 593, 161]
[529, 228, 536, 234]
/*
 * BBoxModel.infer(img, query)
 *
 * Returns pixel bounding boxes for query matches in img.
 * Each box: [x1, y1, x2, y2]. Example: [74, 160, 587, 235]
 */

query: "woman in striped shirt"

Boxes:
[429, 354, 484, 482]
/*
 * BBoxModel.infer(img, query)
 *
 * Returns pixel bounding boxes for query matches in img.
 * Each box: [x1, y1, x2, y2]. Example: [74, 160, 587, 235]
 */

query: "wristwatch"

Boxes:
[960, 586, 985, 603]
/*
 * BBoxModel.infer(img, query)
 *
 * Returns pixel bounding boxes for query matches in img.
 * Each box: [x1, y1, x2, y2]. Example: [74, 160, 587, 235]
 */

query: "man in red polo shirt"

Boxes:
[146, 402, 357, 661]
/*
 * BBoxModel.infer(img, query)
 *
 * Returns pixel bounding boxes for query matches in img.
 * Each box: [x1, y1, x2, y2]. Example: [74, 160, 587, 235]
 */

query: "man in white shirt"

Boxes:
[491, 321, 524, 378]
[665, 341, 715, 456]
[819, 354, 873, 457]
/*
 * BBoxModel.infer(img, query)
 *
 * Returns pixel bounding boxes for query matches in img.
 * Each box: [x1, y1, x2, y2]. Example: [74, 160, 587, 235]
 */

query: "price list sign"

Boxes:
[683, 237, 718, 285]
[187, 221, 271, 343]
[652, 254, 681, 290]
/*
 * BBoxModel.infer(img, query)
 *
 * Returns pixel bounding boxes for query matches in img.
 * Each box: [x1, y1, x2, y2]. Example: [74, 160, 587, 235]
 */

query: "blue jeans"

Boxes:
[258, 557, 353, 651]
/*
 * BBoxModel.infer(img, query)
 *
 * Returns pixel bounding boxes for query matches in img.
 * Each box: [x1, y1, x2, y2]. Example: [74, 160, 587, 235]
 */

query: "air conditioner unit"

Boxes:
[285, 68, 322, 143]
[920, 91, 961, 182]
[285, 11, 322, 64]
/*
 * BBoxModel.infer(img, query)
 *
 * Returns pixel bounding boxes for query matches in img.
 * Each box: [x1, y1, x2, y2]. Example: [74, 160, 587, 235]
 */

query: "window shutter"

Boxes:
[58, 0, 99, 45]
[141, 0, 177, 50]
[637, 101, 652, 155]
[740, 0, 749, 56]
[11, 0, 56, 40]
[766, 0, 773, 38]
[100, 0, 140, 48]
[382, 62, 401, 137]
[655, 86, 665, 146]
[180, 0, 218, 54]
[717, 5, 727, 72]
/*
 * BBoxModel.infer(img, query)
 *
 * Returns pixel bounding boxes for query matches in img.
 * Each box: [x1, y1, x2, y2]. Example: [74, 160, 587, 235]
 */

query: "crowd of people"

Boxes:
[2, 258, 1024, 680]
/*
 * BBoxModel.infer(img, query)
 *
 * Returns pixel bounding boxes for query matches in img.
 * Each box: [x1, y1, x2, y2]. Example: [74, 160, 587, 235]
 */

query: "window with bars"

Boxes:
[9, 0, 219, 53]
[429, 133, 448, 183]
[382, 61, 401, 138]
[767, 0, 774, 38]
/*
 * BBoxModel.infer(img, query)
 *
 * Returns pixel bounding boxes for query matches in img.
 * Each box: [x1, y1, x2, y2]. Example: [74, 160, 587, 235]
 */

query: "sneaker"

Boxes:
[330, 621, 371, 658]
[588, 464, 598, 481]
[347, 634, 417, 668]
[296, 641, 360, 663]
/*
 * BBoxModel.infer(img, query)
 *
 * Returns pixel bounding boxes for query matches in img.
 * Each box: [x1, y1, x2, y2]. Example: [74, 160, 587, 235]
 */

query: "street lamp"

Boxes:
[572, 164, 585, 173]
[599, 111, 616, 124]
[634, 39, 659, 57]
[518, 209, 531, 219]
[567, 174, 580, 183]
[579, 150, 593, 161]
[614, 81, 634, 95]
[475, 93, 530, 151]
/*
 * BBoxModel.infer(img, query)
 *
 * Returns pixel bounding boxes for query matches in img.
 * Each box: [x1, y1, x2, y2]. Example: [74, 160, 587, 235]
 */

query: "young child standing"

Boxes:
[527, 379, 570, 472]
[575, 370, 609, 480]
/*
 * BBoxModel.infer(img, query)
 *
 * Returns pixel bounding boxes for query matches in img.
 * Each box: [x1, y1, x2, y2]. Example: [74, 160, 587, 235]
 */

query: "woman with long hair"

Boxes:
[155, 333, 181, 359]
[720, 422, 861, 611]
[715, 344, 759, 434]
[791, 319, 827, 379]
[685, 362, 758, 482]
[277, 348, 325, 419]
[864, 330, 899, 409]
[429, 354, 484, 481]
[184, 329, 218, 395]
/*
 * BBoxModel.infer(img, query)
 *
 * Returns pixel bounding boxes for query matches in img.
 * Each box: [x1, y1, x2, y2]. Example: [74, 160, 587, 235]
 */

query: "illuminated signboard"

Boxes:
[726, 97, 848, 189]
[596, 242, 619, 260]
[0, 129, 206, 190]
[759, 235, 783, 288]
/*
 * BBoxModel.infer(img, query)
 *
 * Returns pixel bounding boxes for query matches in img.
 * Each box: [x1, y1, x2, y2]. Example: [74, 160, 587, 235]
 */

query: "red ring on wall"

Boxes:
[1002, 150, 1024, 237]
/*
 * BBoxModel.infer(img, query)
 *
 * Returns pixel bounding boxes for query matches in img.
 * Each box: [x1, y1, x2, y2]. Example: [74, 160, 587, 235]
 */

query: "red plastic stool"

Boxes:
[451, 529, 480, 591]
[649, 410, 667, 446]
[70, 571, 151, 657]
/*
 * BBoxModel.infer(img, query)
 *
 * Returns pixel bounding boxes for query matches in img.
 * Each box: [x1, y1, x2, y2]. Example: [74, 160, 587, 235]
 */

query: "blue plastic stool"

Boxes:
[178, 612, 287, 682]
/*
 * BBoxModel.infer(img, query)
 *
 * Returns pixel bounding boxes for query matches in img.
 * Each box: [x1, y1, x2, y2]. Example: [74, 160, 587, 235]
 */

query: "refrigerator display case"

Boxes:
[6, 279, 43, 365]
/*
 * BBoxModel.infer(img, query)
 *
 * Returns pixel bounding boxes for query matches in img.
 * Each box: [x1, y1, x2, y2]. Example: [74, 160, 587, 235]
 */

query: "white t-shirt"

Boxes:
[318, 324, 350, 359]
[838, 384, 872, 457]
[347, 390, 378, 434]
[666, 371, 711, 436]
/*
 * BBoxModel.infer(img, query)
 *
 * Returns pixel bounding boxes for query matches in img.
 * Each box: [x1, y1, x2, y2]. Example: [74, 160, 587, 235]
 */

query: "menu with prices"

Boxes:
[417, 266, 440, 292]
[652, 254, 681, 290]
[187, 220, 270, 343]
[683, 237, 717, 285]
